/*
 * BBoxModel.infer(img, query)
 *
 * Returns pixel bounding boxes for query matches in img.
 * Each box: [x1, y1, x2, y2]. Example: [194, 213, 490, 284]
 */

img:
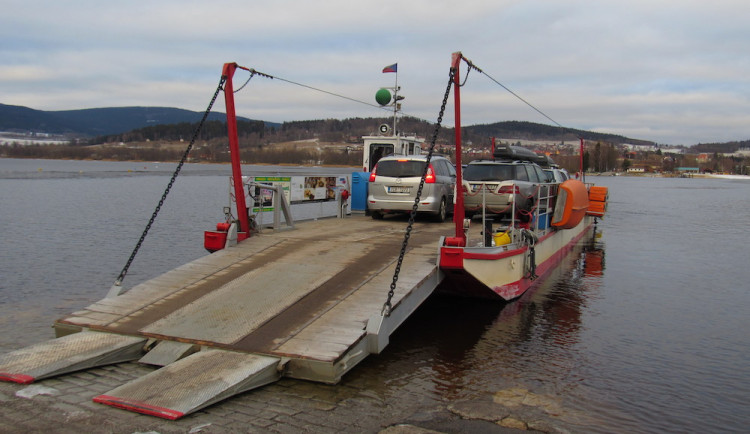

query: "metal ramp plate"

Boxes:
[138, 340, 198, 367]
[0, 331, 146, 384]
[94, 349, 281, 420]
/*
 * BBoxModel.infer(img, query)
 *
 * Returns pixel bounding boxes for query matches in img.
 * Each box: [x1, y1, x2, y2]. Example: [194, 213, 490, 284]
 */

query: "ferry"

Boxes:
[438, 52, 607, 301]
[206, 56, 608, 302]
[0, 53, 608, 420]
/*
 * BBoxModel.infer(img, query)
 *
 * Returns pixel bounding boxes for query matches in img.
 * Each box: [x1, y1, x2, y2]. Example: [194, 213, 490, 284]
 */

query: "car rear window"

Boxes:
[375, 160, 427, 178]
[464, 164, 514, 181]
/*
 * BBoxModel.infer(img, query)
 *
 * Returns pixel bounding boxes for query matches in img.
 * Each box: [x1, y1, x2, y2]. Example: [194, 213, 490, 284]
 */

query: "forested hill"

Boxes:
[87, 116, 657, 148]
[692, 140, 750, 153]
[2, 102, 657, 147]
[467, 121, 655, 147]
[0, 104, 258, 136]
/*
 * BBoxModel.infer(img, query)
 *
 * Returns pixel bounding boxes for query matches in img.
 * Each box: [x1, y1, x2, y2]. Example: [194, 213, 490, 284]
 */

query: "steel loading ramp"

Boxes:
[0, 331, 146, 384]
[2, 216, 450, 419]
[94, 350, 281, 419]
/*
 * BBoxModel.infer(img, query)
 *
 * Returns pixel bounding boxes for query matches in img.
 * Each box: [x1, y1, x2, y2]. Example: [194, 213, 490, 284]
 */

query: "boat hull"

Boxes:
[439, 215, 596, 300]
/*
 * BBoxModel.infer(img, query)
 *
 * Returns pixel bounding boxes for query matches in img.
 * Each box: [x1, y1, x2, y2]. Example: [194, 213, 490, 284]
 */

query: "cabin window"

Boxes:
[369, 144, 394, 171]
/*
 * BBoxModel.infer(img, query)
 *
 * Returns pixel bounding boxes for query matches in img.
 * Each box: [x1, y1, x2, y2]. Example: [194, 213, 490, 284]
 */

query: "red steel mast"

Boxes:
[451, 52, 466, 246]
[221, 62, 250, 236]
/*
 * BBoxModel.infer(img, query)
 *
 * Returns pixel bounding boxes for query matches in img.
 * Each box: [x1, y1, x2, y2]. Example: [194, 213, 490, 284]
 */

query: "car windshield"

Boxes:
[375, 160, 427, 178]
[464, 164, 514, 181]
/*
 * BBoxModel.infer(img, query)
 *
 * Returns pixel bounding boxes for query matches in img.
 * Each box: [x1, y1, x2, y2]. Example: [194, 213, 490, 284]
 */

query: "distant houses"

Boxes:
[676, 167, 700, 174]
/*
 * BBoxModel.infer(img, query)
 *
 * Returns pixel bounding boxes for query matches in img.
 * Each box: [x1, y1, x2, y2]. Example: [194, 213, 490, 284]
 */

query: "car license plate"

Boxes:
[388, 186, 411, 193]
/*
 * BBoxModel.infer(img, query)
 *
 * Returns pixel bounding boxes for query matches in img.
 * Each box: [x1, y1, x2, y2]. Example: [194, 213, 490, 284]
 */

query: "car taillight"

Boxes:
[498, 185, 520, 194]
[369, 166, 377, 182]
[425, 164, 436, 184]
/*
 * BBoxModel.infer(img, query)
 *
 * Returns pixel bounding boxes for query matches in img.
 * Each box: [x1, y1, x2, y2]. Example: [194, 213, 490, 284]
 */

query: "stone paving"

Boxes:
[0, 359, 534, 433]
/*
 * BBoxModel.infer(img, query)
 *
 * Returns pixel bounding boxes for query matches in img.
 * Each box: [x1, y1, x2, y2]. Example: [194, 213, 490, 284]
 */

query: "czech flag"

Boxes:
[382, 63, 397, 73]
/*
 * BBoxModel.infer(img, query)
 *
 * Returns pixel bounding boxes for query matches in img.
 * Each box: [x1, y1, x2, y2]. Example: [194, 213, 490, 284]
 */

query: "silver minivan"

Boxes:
[367, 155, 456, 222]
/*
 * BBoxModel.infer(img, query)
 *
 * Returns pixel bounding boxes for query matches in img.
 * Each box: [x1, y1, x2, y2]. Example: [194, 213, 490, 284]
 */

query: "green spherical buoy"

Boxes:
[375, 88, 392, 106]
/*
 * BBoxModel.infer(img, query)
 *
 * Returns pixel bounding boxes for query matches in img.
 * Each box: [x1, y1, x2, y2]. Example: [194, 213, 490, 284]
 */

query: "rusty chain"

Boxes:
[112, 75, 227, 289]
[382, 66, 456, 316]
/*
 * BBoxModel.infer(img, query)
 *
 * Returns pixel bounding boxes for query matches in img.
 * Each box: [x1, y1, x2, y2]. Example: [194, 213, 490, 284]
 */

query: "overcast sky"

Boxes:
[2, 0, 748, 145]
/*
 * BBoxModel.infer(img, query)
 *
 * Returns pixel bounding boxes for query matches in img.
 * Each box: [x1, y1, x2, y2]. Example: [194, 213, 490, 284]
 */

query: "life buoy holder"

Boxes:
[551, 179, 589, 229]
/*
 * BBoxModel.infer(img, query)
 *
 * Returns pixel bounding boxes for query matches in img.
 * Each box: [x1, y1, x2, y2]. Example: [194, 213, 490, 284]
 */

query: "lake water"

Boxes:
[1, 158, 749, 432]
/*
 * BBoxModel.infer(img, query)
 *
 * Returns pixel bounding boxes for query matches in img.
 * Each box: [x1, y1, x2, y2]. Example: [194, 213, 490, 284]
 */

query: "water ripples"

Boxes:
[3, 163, 749, 432]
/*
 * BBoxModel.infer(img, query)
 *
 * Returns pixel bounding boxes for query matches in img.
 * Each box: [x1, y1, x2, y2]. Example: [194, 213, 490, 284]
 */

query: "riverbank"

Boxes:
[1, 362, 536, 433]
[592, 171, 750, 179]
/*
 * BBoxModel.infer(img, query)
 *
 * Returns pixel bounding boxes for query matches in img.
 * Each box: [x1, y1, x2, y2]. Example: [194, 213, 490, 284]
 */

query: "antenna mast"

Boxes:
[378, 63, 402, 135]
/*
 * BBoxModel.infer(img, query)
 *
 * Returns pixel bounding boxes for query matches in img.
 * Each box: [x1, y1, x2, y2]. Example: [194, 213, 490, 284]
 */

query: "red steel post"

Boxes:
[221, 62, 250, 235]
[451, 52, 466, 245]
[579, 137, 585, 182]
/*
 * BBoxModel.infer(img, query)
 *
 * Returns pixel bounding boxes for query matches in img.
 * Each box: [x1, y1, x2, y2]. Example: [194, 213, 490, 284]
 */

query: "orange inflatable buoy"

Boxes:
[587, 200, 607, 217]
[588, 186, 609, 202]
[586, 185, 608, 217]
[551, 179, 589, 229]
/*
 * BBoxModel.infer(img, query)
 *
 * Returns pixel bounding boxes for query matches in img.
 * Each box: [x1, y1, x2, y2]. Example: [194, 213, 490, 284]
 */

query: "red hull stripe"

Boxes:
[453, 230, 557, 261]
[463, 246, 526, 260]
[0, 373, 35, 384]
[493, 222, 592, 299]
[93, 394, 185, 420]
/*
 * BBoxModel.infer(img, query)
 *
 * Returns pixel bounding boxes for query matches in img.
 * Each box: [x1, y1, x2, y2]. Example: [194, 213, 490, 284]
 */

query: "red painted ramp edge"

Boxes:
[0, 372, 35, 384]
[93, 394, 185, 420]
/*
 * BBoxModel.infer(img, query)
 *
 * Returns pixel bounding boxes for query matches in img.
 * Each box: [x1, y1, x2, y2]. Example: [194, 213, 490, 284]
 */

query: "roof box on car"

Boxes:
[493, 144, 538, 162]
[534, 154, 557, 168]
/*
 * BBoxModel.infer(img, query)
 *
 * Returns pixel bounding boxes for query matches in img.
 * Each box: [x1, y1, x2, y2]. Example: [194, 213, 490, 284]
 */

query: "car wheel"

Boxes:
[371, 211, 384, 220]
[433, 198, 447, 222]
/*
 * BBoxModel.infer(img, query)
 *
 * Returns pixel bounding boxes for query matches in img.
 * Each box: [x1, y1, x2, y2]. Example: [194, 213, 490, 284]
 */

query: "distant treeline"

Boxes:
[84, 117, 451, 148]
[692, 139, 750, 154]
[85, 120, 267, 145]
[1, 116, 663, 167]
[8, 111, 657, 152]
[1, 142, 363, 166]
[1, 143, 189, 162]
[468, 121, 655, 147]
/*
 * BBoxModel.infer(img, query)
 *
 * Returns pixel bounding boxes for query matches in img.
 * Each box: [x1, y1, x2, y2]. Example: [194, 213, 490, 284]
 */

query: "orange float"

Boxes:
[588, 185, 609, 202]
[587, 185, 609, 217]
[587, 200, 607, 217]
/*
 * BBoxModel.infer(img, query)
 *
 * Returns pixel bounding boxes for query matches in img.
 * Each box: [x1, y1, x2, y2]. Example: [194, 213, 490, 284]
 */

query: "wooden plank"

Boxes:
[290, 325, 364, 346]
[140, 237, 380, 345]
[275, 337, 350, 361]
[58, 311, 122, 326]
[55, 216, 451, 370]
[84, 302, 133, 315]
[277, 243, 440, 359]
